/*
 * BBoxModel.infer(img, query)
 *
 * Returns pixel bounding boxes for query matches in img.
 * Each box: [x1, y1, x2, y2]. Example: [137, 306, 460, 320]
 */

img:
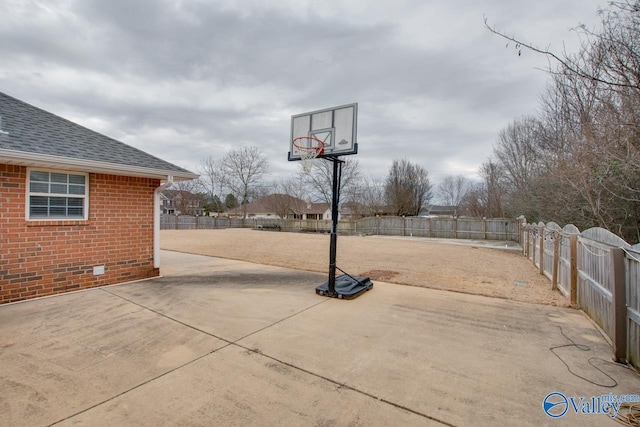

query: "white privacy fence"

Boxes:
[523, 221, 640, 369]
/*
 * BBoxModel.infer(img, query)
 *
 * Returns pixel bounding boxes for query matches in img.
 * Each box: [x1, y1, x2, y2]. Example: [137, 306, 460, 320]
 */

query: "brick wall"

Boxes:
[0, 164, 161, 303]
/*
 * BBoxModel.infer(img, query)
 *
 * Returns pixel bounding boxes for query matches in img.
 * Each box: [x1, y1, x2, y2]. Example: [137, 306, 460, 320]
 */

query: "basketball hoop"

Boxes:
[292, 136, 325, 173]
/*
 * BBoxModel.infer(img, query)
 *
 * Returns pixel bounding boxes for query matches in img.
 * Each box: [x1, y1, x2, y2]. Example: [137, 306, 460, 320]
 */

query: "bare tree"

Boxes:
[460, 181, 488, 218]
[220, 146, 270, 218]
[276, 176, 307, 202]
[199, 156, 224, 213]
[494, 117, 541, 192]
[436, 175, 470, 213]
[384, 159, 433, 216]
[479, 159, 507, 218]
[301, 158, 362, 205]
[492, 116, 544, 216]
[483, 1, 640, 241]
[350, 174, 386, 217]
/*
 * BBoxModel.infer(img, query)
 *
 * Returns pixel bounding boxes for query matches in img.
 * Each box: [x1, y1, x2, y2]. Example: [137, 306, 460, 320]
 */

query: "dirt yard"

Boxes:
[160, 229, 568, 307]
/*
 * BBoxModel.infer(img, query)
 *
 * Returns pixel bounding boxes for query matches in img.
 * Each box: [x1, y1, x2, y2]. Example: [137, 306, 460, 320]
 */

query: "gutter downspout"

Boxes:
[154, 176, 174, 269]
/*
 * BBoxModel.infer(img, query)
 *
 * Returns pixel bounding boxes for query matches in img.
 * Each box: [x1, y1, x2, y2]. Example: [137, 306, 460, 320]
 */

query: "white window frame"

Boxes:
[26, 168, 89, 221]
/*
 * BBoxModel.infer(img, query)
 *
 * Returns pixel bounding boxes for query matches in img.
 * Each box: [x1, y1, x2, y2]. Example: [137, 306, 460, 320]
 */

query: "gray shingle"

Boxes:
[0, 91, 193, 175]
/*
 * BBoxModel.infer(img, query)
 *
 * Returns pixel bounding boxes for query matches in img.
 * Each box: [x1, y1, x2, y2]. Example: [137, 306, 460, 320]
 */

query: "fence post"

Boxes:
[403, 216, 406, 237]
[525, 227, 530, 258]
[518, 218, 524, 245]
[482, 217, 487, 240]
[427, 217, 431, 237]
[552, 231, 560, 290]
[611, 248, 627, 363]
[532, 228, 536, 265]
[539, 226, 545, 275]
[454, 217, 458, 239]
[570, 235, 578, 306]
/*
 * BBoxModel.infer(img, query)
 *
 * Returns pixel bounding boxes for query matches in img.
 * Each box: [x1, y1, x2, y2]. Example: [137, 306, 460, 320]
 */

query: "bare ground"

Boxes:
[160, 229, 569, 307]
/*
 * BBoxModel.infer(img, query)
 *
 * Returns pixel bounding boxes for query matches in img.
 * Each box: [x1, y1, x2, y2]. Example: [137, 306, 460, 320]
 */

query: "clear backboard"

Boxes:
[288, 103, 358, 161]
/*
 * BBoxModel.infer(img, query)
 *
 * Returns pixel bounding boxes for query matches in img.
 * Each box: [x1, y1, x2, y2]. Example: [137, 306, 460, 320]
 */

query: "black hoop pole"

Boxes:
[327, 156, 343, 295]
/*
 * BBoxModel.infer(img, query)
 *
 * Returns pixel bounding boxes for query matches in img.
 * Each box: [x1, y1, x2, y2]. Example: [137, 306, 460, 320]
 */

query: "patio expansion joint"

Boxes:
[49, 289, 332, 425]
[52, 289, 457, 427]
[230, 339, 458, 427]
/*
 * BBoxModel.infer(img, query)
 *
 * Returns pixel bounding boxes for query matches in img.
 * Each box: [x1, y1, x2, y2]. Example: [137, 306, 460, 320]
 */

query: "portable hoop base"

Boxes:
[314, 156, 373, 301]
[316, 274, 374, 299]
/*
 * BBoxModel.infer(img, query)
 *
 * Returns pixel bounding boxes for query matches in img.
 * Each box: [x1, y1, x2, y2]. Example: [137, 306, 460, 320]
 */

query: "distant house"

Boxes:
[422, 205, 459, 217]
[225, 194, 333, 220]
[159, 191, 177, 215]
[292, 198, 331, 221]
[339, 201, 365, 220]
[160, 189, 204, 216]
[339, 201, 399, 219]
[0, 92, 198, 304]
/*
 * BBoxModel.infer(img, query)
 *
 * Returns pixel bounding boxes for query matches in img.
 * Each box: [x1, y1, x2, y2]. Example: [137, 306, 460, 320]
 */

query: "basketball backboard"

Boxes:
[288, 103, 358, 161]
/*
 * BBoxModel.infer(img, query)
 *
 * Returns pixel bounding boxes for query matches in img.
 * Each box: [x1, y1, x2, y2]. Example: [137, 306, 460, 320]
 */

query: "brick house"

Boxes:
[0, 92, 197, 304]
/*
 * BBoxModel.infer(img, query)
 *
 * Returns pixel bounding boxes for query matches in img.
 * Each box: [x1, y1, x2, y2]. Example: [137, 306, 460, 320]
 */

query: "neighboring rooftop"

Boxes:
[0, 92, 197, 180]
[226, 194, 330, 217]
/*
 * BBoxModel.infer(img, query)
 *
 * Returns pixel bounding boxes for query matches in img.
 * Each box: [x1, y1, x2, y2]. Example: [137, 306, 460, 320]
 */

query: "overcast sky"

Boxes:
[0, 0, 604, 188]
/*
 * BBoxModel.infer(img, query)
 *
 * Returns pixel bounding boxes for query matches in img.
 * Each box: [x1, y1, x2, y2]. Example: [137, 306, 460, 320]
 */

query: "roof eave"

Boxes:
[0, 149, 199, 181]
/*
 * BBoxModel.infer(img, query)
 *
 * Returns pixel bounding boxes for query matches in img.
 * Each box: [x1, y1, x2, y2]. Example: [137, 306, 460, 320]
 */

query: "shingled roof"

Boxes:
[0, 92, 197, 180]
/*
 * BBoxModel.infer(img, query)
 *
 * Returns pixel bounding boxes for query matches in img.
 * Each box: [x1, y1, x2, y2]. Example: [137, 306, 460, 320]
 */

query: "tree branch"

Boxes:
[483, 17, 640, 90]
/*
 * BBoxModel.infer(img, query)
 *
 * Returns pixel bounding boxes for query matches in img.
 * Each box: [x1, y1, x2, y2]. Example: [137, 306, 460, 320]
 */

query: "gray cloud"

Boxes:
[0, 0, 604, 185]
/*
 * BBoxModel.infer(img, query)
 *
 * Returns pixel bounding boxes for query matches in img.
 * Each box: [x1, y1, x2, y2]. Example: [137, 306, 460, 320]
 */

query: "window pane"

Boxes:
[68, 198, 83, 207]
[67, 207, 83, 217]
[30, 196, 49, 217]
[30, 206, 49, 217]
[30, 171, 49, 182]
[50, 196, 66, 216]
[30, 182, 49, 193]
[30, 195, 48, 206]
[50, 183, 68, 194]
[50, 173, 67, 183]
[68, 184, 85, 195]
[69, 174, 85, 185]
[50, 206, 66, 216]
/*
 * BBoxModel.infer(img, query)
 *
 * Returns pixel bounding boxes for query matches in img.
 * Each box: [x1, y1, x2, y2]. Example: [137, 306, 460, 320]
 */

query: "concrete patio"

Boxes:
[1, 250, 638, 426]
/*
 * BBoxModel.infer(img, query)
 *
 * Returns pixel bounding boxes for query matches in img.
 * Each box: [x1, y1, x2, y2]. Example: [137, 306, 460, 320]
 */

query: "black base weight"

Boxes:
[316, 274, 374, 300]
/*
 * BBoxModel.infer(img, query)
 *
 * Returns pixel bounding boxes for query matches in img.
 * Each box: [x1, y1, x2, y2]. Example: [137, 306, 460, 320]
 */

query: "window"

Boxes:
[27, 170, 88, 220]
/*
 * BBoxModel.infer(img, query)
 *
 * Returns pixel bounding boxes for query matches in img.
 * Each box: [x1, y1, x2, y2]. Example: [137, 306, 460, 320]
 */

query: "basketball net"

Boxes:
[293, 136, 325, 173]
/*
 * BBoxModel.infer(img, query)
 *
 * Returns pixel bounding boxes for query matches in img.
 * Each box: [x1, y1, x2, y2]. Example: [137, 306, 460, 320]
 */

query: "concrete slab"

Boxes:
[238, 281, 640, 426]
[1, 250, 639, 426]
[0, 288, 225, 426]
[55, 345, 436, 426]
[107, 251, 327, 342]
